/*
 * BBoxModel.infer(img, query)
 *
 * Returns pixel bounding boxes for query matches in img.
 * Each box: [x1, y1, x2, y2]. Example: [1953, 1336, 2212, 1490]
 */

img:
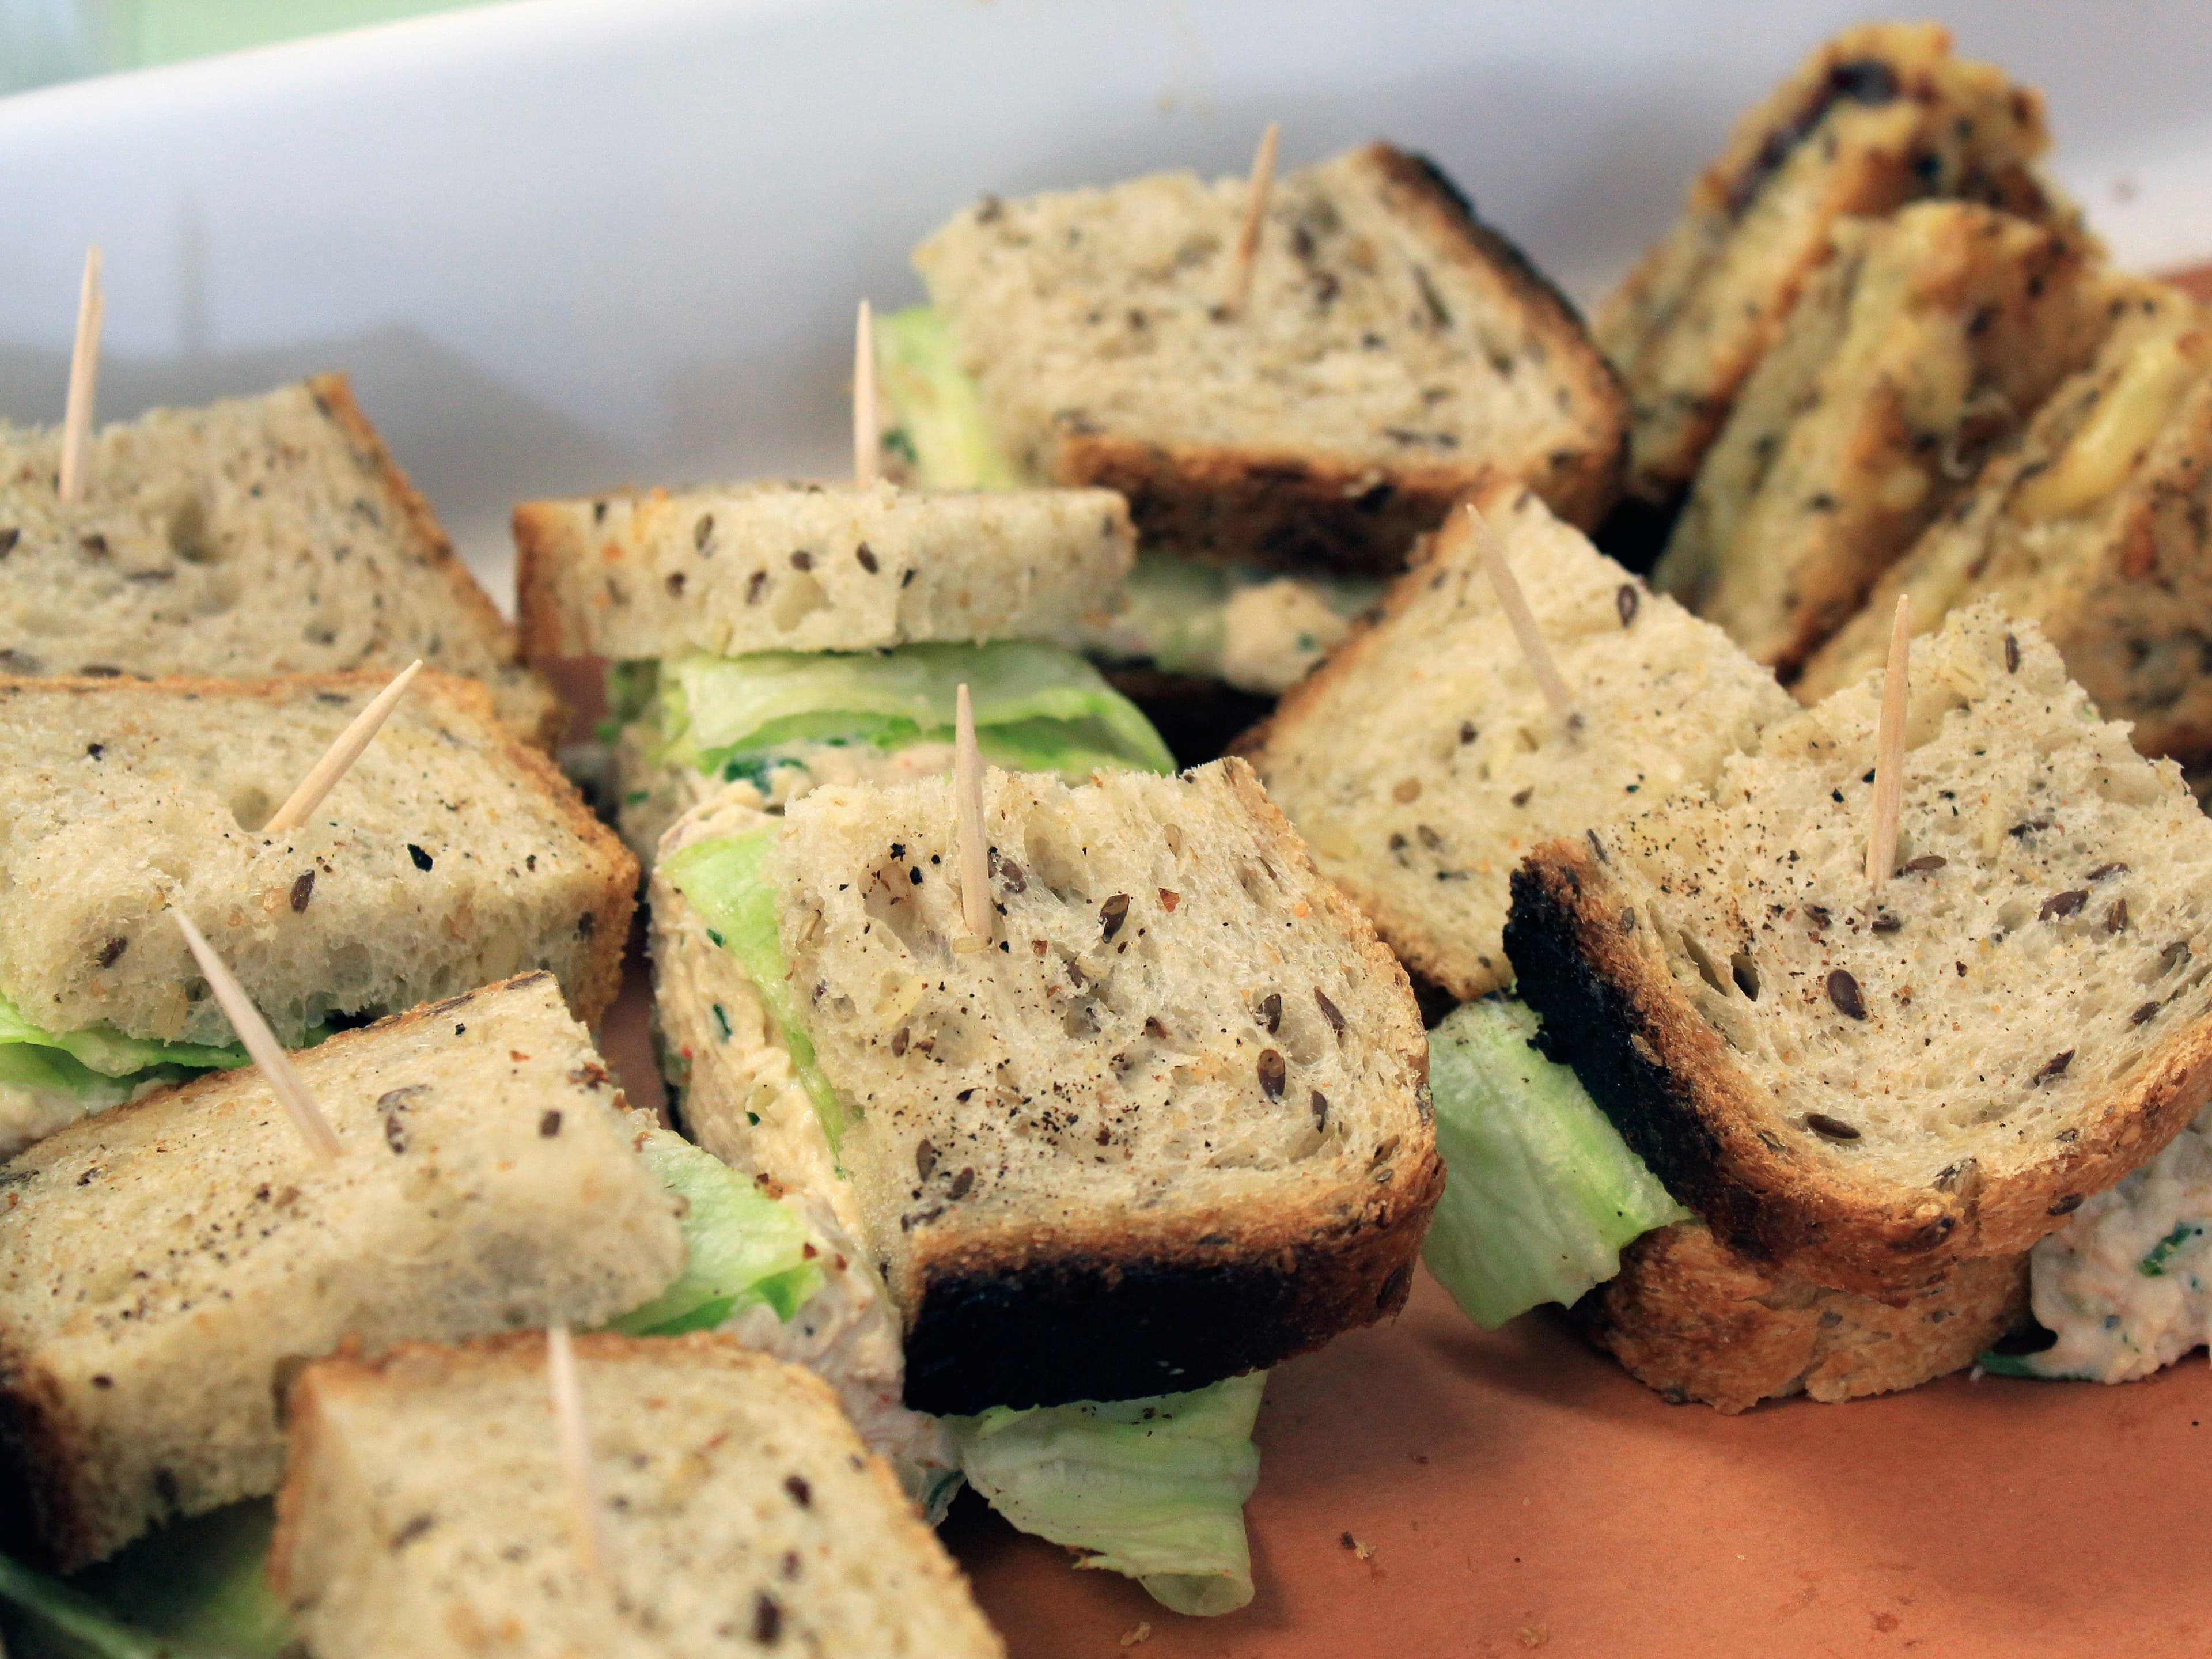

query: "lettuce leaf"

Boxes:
[953, 1373, 1265, 1617]
[0, 1502, 286, 1659]
[874, 305, 1025, 490]
[660, 828, 848, 1153]
[0, 987, 247, 1094]
[609, 1122, 825, 1334]
[656, 640, 1175, 783]
[1422, 998, 1690, 1329]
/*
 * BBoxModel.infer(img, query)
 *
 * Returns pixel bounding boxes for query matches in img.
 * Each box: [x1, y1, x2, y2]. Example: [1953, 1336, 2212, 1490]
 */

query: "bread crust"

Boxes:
[510, 499, 585, 662]
[306, 374, 565, 749]
[1050, 143, 1625, 574]
[1570, 1219, 2029, 1413]
[1505, 840, 2212, 1297]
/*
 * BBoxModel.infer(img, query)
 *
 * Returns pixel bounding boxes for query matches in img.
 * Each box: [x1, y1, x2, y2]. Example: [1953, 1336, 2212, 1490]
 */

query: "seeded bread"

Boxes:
[0, 672, 634, 1056]
[1504, 603, 2212, 1298]
[1239, 484, 1794, 999]
[268, 1332, 1002, 1659]
[1798, 281, 2212, 762]
[1599, 22, 2068, 509]
[1570, 1218, 2029, 1412]
[0, 974, 684, 1569]
[694, 759, 1436, 1414]
[0, 375, 559, 746]
[912, 141, 1626, 574]
[1652, 201, 2105, 677]
[513, 480, 1133, 661]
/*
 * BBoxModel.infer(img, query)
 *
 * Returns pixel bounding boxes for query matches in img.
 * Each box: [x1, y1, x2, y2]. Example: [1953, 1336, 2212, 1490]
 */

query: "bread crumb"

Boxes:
[1119, 1621, 1153, 1647]
[1518, 1624, 1550, 1649]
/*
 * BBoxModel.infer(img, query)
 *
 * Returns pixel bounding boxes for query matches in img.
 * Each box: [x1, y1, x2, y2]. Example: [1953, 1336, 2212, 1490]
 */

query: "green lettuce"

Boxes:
[661, 828, 848, 1152]
[0, 987, 248, 1106]
[653, 640, 1175, 785]
[0, 1501, 286, 1659]
[609, 1122, 825, 1334]
[874, 305, 1024, 490]
[1423, 998, 1690, 1329]
[954, 1373, 1265, 1617]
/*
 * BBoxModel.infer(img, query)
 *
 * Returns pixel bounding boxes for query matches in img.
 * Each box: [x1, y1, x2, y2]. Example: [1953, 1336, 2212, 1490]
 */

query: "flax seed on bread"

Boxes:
[268, 1332, 1002, 1659]
[912, 141, 1625, 574]
[1652, 201, 2106, 677]
[1571, 1219, 2028, 1412]
[0, 375, 559, 745]
[1505, 602, 2212, 1298]
[0, 974, 684, 1569]
[1599, 22, 2069, 510]
[513, 479, 1133, 661]
[0, 672, 634, 1058]
[1239, 484, 1794, 1000]
[1798, 280, 2212, 761]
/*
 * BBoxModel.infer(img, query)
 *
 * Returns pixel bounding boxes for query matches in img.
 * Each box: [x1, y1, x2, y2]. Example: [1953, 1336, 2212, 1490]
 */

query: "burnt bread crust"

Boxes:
[900, 1146, 1442, 1414]
[1569, 1218, 2030, 1413]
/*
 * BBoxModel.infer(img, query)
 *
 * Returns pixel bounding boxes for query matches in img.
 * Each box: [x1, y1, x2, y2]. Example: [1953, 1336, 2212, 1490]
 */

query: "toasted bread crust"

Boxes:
[1506, 841, 2212, 1297]
[510, 500, 585, 662]
[1571, 1220, 2029, 1413]
[1050, 145, 1624, 574]
[307, 374, 565, 748]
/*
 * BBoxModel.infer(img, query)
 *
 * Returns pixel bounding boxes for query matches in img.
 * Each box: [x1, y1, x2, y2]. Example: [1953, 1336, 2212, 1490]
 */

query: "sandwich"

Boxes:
[1650, 199, 2107, 677]
[512, 478, 1174, 859]
[878, 138, 1624, 707]
[0, 671, 635, 1153]
[0, 374, 559, 746]
[1412, 602, 2212, 1409]
[648, 757, 1437, 1608]
[264, 1334, 1005, 1659]
[1797, 276, 2212, 766]
[1597, 21, 2073, 525]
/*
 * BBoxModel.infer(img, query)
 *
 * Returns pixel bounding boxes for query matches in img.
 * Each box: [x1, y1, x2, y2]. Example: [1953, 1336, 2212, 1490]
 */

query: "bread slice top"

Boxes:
[1240, 484, 1794, 1000]
[0, 671, 635, 1050]
[772, 757, 1436, 1411]
[912, 141, 1625, 572]
[0, 374, 558, 745]
[1655, 201, 2107, 677]
[1504, 601, 2212, 1297]
[1597, 21, 2066, 507]
[0, 974, 684, 1567]
[268, 1332, 1002, 1659]
[1797, 280, 2212, 759]
[513, 479, 1132, 661]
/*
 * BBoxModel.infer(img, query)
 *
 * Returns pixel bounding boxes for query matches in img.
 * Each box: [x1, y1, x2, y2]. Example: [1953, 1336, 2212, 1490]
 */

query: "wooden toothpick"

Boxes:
[58, 245, 104, 506]
[1468, 504, 1573, 716]
[854, 299, 878, 490]
[171, 911, 342, 1162]
[1866, 594, 1911, 893]
[262, 661, 423, 838]
[1221, 122, 1281, 316]
[546, 1324, 611, 1584]
[953, 683, 992, 950]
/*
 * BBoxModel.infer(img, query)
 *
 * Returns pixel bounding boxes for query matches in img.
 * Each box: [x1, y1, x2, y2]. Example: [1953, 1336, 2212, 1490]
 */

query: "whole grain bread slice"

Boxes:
[1570, 1218, 2028, 1412]
[1652, 200, 2107, 677]
[1238, 483, 1795, 999]
[0, 974, 684, 1569]
[1797, 280, 2212, 761]
[0, 672, 634, 1060]
[1599, 21, 2071, 510]
[268, 1332, 1002, 1659]
[913, 141, 1625, 574]
[0, 374, 559, 745]
[513, 479, 1133, 661]
[1504, 601, 2212, 1298]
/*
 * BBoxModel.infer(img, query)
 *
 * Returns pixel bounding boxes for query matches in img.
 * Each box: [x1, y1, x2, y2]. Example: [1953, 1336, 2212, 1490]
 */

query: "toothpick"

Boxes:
[58, 245, 104, 506]
[1468, 505, 1573, 716]
[1221, 122, 1281, 316]
[546, 1324, 611, 1584]
[262, 661, 423, 838]
[171, 911, 342, 1162]
[854, 299, 878, 490]
[1866, 594, 1911, 893]
[953, 683, 992, 951]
